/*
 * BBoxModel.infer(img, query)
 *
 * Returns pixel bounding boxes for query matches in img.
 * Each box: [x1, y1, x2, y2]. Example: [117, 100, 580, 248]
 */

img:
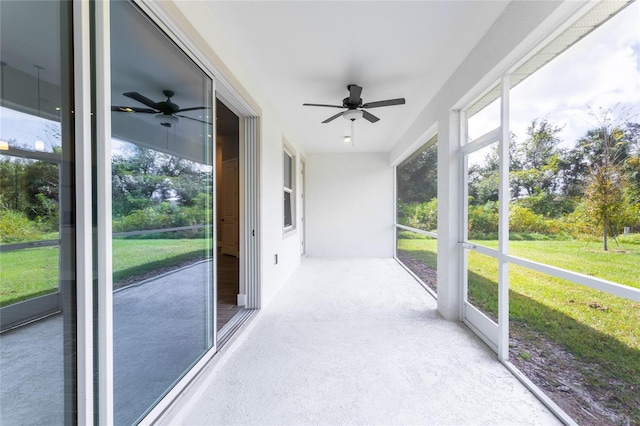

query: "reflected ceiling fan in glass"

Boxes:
[112, 89, 211, 127]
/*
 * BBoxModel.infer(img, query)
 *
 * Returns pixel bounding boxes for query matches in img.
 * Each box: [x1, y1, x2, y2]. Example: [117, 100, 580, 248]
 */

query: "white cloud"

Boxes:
[510, 1, 640, 147]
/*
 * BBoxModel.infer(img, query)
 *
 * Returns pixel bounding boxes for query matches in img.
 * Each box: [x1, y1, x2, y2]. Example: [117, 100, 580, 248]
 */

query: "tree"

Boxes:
[578, 107, 636, 250]
[510, 119, 566, 199]
[584, 163, 626, 250]
[397, 143, 437, 204]
[111, 145, 209, 217]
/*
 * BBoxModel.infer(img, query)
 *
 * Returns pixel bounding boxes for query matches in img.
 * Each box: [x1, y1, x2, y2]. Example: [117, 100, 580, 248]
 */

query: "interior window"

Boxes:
[283, 149, 295, 230]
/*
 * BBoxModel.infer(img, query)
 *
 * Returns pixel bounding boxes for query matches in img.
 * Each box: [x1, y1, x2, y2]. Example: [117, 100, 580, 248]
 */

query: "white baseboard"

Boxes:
[237, 294, 246, 306]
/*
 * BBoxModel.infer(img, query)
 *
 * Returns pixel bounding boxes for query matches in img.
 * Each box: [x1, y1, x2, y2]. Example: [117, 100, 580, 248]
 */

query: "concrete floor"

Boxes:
[179, 258, 560, 425]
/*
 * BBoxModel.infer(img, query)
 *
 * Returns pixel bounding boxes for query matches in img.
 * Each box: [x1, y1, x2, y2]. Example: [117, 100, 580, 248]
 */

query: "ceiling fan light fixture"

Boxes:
[343, 109, 363, 121]
[156, 114, 178, 124]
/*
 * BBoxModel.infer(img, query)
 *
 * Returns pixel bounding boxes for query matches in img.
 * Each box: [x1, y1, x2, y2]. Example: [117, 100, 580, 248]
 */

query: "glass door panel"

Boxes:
[110, 2, 214, 423]
[0, 0, 76, 423]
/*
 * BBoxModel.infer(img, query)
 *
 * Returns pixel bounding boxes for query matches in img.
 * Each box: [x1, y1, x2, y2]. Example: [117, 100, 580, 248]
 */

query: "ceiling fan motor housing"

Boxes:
[342, 97, 362, 108]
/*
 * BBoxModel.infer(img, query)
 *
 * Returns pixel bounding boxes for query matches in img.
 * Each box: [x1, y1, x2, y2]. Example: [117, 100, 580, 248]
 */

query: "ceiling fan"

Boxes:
[112, 90, 210, 127]
[303, 84, 405, 124]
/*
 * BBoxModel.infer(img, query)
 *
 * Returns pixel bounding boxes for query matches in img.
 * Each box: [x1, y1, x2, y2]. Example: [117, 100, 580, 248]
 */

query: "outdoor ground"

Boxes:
[397, 237, 640, 426]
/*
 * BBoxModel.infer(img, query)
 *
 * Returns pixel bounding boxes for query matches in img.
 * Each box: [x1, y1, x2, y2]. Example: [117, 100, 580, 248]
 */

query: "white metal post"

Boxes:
[73, 0, 94, 422]
[498, 74, 511, 361]
[95, 0, 114, 422]
[460, 109, 469, 317]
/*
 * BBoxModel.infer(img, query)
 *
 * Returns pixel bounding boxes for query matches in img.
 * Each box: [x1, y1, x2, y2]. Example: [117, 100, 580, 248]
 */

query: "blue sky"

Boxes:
[470, 1, 639, 147]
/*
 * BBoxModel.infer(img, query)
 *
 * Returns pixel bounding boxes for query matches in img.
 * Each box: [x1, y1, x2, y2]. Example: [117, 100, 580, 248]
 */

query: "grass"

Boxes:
[0, 237, 210, 307]
[473, 237, 640, 289]
[0, 246, 59, 307]
[397, 235, 640, 422]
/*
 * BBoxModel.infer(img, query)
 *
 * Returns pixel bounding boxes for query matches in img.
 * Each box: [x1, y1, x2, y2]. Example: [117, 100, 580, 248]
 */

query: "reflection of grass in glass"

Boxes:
[398, 236, 640, 422]
[112, 238, 210, 286]
[0, 238, 209, 307]
[0, 246, 59, 307]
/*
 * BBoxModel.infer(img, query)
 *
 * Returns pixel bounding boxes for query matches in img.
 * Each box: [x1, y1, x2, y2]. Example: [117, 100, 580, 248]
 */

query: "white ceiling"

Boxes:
[203, 1, 511, 154]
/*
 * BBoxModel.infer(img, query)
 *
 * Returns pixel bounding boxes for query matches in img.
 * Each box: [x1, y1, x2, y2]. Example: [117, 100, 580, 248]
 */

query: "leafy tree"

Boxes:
[0, 151, 59, 229]
[584, 163, 626, 250]
[577, 108, 637, 249]
[397, 143, 437, 204]
[111, 145, 210, 220]
[510, 119, 566, 199]
[467, 143, 500, 206]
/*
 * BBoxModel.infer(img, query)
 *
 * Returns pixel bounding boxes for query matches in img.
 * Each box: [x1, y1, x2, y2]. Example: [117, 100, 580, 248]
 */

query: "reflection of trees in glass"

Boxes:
[111, 145, 212, 233]
[0, 150, 60, 241]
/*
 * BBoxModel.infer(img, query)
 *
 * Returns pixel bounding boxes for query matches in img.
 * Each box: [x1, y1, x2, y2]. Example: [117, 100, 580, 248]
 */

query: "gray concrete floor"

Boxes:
[180, 258, 560, 425]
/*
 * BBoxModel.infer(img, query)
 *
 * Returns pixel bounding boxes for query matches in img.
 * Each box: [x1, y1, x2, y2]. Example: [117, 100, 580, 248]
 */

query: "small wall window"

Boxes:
[283, 147, 295, 231]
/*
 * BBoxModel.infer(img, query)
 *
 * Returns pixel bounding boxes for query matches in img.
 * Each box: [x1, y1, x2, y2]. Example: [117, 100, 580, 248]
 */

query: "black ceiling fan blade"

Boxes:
[178, 106, 211, 112]
[175, 114, 212, 125]
[348, 84, 362, 106]
[123, 92, 158, 109]
[362, 110, 380, 123]
[362, 98, 406, 109]
[322, 111, 344, 123]
[111, 106, 157, 113]
[303, 103, 344, 108]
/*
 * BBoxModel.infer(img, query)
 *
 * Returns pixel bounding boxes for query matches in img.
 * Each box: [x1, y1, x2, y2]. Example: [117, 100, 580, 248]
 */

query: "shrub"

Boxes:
[468, 201, 498, 238]
[397, 199, 437, 232]
[112, 202, 211, 234]
[509, 205, 550, 234]
[0, 209, 40, 243]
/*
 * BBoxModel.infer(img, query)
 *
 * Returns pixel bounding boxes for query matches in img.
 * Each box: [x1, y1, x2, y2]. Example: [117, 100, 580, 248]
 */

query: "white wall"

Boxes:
[306, 153, 394, 257]
[163, 2, 304, 308]
[259, 110, 305, 306]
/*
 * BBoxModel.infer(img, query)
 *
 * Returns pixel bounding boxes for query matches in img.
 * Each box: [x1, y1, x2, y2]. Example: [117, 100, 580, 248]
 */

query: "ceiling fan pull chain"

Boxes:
[351, 119, 355, 147]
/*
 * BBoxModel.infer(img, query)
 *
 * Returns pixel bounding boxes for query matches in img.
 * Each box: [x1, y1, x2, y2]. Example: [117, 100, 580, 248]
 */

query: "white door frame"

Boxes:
[95, 0, 262, 423]
[460, 75, 510, 359]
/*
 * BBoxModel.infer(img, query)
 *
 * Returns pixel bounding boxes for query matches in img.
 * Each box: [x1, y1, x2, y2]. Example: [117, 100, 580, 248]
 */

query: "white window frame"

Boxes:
[283, 141, 296, 234]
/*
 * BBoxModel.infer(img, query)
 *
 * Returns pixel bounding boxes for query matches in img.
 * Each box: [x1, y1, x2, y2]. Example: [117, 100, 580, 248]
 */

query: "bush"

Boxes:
[397, 199, 437, 232]
[112, 202, 211, 234]
[509, 205, 550, 234]
[468, 201, 498, 238]
[516, 192, 577, 218]
[0, 209, 40, 243]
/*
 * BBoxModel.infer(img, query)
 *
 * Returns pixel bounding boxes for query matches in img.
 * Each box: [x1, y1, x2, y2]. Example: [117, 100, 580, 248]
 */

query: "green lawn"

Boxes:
[0, 237, 210, 307]
[398, 236, 640, 422]
[473, 238, 640, 289]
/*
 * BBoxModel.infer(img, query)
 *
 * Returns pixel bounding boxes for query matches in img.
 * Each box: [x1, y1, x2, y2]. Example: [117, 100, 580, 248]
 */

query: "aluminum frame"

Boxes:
[73, 2, 94, 422]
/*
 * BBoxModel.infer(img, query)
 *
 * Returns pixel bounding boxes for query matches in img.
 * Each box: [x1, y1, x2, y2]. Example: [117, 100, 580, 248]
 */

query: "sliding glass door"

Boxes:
[0, 0, 77, 423]
[109, 2, 215, 423]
